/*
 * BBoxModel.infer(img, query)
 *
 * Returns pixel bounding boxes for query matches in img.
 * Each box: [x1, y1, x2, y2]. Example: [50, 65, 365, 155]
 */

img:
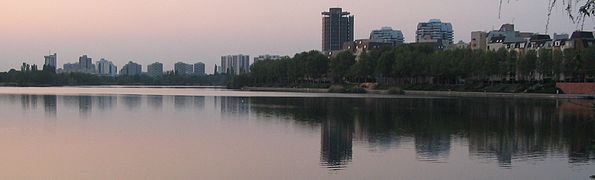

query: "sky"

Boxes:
[0, 0, 594, 72]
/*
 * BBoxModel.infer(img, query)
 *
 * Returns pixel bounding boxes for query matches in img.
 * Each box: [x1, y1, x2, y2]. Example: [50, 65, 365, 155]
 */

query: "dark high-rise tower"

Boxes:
[322, 8, 354, 53]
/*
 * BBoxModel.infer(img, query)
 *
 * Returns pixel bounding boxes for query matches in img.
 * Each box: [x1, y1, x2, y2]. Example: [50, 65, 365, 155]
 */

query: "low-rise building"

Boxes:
[254, 55, 288, 62]
[343, 39, 393, 60]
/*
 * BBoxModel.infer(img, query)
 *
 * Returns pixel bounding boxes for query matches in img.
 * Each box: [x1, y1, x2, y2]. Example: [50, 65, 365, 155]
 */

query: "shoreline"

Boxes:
[241, 87, 593, 99]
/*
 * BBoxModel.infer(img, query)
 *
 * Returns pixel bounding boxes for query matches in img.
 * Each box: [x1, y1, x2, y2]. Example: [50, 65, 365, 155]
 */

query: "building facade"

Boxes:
[343, 39, 392, 58]
[147, 62, 164, 77]
[254, 55, 287, 62]
[485, 24, 534, 51]
[62, 63, 79, 73]
[78, 55, 96, 73]
[96, 58, 117, 76]
[220, 55, 250, 75]
[369, 27, 404, 46]
[44, 53, 57, 69]
[194, 62, 205, 75]
[120, 61, 142, 76]
[415, 19, 454, 49]
[174, 62, 194, 75]
[322, 8, 354, 53]
[470, 31, 488, 51]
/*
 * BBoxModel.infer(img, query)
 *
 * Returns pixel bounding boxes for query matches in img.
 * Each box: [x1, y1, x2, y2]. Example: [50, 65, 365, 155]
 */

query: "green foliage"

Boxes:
[0, 70, 228, 86]
[330, 51, 356, 82]
[345, 86, 367, 94]
[328, 85, 346, 93]
[387, 87, 405, 95]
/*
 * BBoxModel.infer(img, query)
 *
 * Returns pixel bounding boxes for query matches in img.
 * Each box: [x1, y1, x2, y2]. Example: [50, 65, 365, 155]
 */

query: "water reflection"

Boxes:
[217, 97, 250, 116]
[79, 96, 92, 117]
[147, 95, 163, 110]
[96, 96, 117, 111]
[43, 95, 57, 117]
[122, 95, 142, 110]
[2, 94, 595, 172]
[249, 97, 595, 168]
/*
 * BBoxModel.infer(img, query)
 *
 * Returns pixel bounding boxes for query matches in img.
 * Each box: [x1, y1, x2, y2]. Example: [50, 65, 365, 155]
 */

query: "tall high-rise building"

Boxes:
[322, 8, 354, 53]
[120, 61, 142, 76]
[370, 27, 405, 46]
[147, 62, 164, 77]
[44, 53, 57, 69]
[79, 55, 96, 73]
[194, 62, 205, 75]
[96, 58, 117, 76]
[415, 19, 454, 48]
[219, 55, 250, 75]
[174, 62, 194, 75]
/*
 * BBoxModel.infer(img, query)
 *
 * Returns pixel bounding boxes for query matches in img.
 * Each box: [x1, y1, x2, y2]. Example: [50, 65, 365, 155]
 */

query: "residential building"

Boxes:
[570, 31, 595, 49]
[486, 24, 534, 51]
[470, 31, 488, 51]
[220, 55, 250, 75]
[44, 53, 57, 69]
[147, 62, 164, 77]
[62, 63, 80, 73]
[174, 62, 193, 75]
[453, 40, 469, 49]
[527, 34, 553, 50]
[78, 55, 96, 74]
[415, 19, 454, 49]
[254, 55, 288, 62]
[120, 61, 142, 76]
[96, 58, 117, 76]
[194, 62, 205, 75]
[554, 33, 569, 40]
[343, 39, 392, 60]
[322, 8, 354, 53]
[369, 27, 404, 46]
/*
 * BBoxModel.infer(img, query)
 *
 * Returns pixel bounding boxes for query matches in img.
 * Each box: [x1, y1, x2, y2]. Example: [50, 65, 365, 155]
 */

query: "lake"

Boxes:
[0, 87, 593, 179]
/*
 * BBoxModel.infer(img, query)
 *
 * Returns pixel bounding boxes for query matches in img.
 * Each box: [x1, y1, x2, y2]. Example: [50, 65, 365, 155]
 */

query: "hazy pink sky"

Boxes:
[0, 0, 593, 72]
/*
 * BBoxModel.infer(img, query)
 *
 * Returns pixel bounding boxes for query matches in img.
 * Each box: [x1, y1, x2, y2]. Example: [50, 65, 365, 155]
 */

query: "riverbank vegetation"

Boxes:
[0, 69, 228, 86]
[231, 44, 595, 93]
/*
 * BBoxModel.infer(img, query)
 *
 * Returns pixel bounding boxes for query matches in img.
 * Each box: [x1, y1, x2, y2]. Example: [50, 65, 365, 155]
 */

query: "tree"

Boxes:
[330, 51, 356, 83]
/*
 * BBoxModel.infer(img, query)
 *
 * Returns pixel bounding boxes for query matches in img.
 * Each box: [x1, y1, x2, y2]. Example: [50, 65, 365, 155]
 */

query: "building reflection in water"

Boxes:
[122, 95, 142, 110]
[174, 96, 191, 110]
[194, 96, 205, 109]
[320, 99, 354, 169]
[79, 96, 92, 117]
[217, 97, 250, 116]
[95, 96, 117, 111]
[2, 94, 594, 170]
[43, 95, 57, 117]
[147, 95, 163, 110]
[250, 98, 354, 169]
[249, 97, 595, 169]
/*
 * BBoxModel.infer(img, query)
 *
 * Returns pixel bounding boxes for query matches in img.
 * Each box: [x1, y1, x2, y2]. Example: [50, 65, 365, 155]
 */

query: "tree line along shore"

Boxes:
[3, 44, 595, 95]
[230, 44, 595, 94]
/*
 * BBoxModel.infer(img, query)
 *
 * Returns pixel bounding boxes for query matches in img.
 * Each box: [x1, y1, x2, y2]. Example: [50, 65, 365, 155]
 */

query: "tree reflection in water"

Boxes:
[249, 97, 595, 168]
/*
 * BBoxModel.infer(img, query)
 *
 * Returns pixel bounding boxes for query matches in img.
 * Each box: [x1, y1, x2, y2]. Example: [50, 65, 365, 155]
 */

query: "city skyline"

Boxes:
[1, 0, 593, 72]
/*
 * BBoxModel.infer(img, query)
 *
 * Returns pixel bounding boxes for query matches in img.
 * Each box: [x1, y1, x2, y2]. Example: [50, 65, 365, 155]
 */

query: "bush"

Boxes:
[328, 85, 346, 93]
[387, 87, 405, 95]
[346, 87, 367, 94]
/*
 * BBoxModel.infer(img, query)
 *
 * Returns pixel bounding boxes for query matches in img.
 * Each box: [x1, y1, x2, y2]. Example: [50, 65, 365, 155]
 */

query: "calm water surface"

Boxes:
[0, 87, 593, 179]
